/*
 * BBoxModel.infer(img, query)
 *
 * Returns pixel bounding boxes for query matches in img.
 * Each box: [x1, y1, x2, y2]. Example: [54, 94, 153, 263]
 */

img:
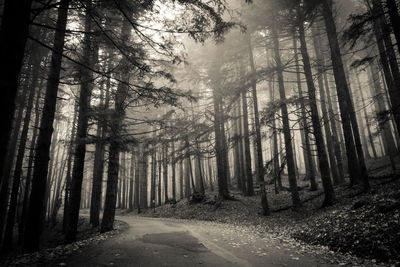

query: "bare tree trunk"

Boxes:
[236, 99, 247, 193]
[158, 146, 162, 205]
[62, 102, 78, 232]
[65, 3, 96, 242]
[297, 11, 336, 206]
[292, 37, 317, 190]
[310, 27, 340, 185]
[246, 34, 270, 215]
[240, 63, 255, 196]
[162, 143, 169, 203]
[19, 77, 44, 244]
[355, 70, 378, 159]
[90, 74, 110, 226]
[150, 145, 156, 208]
[22, 0, 70, 252]
[171, 141, 177, 200]
[179, 158, 184, 199]
[3, 53, 41, 249]
[212, 88, 230, 200]
[134, 148, 140, 209]
[100, 14, 130, 232]
[271, 25, 301, 208]
[140, 147, 148, 209]
[321, 0, 369, 191]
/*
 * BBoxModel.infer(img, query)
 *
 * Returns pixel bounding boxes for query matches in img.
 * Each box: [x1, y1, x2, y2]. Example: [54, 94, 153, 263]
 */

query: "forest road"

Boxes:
[60, 216, 336, 267]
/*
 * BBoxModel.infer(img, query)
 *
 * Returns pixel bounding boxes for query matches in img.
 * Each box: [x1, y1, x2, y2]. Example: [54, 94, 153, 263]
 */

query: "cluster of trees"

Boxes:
[1, 0, 400, 256]
[175, 0, 400, 216]
[0, 0, 232, 254]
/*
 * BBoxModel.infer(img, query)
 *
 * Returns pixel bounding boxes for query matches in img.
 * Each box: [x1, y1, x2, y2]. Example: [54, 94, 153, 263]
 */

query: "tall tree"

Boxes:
[271, 24, 302, 208]
[320, 0, 369, 191]
[65, 1, 97, 243]
[296, 6, 336, 206]
[22, 0, 70, 252]
[246, 33, 270, 215]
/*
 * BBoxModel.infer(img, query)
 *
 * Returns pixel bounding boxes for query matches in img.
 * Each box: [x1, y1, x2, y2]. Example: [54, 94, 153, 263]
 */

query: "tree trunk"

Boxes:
[140, 147, 148, 209]
[297, 11, 336, 206]
[212, 87, 229, 200]
[65, 4, 96, 242]
[236, 99, 247, 193]
[355, 70, 378, 159]
[322, 61, 345, 184]
[240, 65, 255, 196]
[321, 0, 369, 190]
[150, 145, 156, 208]
[158, 147, 162, 205]
[271, 25, 301, 208]
[291, 36, 317, 190]
[22, 0, 70, 252]
[310, 27, 340, 185]
[62, 102, 78, 232]
[246, 34, 270, 215]
[19, 77, 44, 244]
[90, 74, 110, 226]
[3, 52, 41, 250]
[179, 158, 184, 199]
[134, 148, 140, 209]
[162, 143, 169, 202]
[171, 141, 176, 200]
[100, 14, 130, 232]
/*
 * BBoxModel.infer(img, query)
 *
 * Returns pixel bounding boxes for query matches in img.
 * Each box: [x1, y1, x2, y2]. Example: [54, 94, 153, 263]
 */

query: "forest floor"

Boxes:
[139, 158, 400, 266]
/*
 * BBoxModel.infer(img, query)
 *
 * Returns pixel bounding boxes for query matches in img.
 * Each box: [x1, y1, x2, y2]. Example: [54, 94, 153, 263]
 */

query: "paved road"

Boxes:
[60, 216, 336, 267]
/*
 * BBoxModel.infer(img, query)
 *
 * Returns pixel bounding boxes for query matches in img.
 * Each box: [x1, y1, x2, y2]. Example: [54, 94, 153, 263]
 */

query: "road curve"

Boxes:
[59, 215, 336, 267]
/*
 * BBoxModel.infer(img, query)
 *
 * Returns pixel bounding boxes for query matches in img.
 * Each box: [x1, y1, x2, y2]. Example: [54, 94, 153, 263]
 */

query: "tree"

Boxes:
[320, 0, 369, 191]
[246, 34, 270, 215]
[66, 0, 98, 242]
[271, 23, 302, 209]
[296, 5, 336, 206]
[22, 0, 70, 252]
